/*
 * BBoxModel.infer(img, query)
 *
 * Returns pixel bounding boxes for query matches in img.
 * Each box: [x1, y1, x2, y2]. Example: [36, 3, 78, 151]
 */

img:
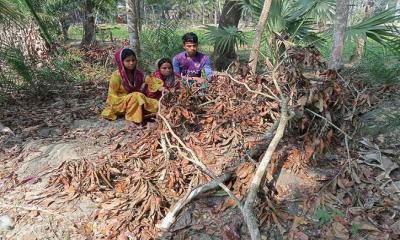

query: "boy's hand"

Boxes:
[193, 77, 208, 83]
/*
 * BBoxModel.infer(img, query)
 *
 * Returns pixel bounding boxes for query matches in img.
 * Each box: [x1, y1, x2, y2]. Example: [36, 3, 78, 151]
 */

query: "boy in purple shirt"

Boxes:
[172, 32, 213, 84]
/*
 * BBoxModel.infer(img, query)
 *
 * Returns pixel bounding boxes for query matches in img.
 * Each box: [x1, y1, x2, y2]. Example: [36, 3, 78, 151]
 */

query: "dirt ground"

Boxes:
[1, 77, 400, 239]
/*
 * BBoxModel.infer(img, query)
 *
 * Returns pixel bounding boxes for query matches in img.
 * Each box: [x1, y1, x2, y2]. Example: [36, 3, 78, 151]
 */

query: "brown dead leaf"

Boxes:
[287, 216, 309, 240]
[222, 224, 241, 240]
[236, 162, 255, 179]
[289, 231, 309, 240]
[390, 220, 400, 235]
[331, 222, 349, 240]
[351, 217, 381, 232]
[181, 108, 191, 120]
[297, 96, 307, 107]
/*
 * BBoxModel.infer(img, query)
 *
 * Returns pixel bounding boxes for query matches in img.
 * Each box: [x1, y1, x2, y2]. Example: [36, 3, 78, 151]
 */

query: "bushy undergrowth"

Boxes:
[139, 20, 183, 72]
[0, 46, 84, 100]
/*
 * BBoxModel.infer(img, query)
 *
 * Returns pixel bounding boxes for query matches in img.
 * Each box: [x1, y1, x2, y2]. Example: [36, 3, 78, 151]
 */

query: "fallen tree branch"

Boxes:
[217, 72, 279, 102]
[243, 98, 290, 240]
[156, 173, 232, 231]
[157, 112, 242, 207]
[305, 108, 351, 139]
[157, 91, 243, 217]
[0, 122, 14, 135]
[0, 201, 55, 214]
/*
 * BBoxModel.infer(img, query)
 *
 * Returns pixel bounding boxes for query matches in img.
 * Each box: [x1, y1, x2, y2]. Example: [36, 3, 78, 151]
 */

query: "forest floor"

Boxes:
[1, 46, 400, 240]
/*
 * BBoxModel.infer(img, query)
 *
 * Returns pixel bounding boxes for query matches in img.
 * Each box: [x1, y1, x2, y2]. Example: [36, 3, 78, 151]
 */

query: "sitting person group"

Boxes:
[101, 32, 213, 123]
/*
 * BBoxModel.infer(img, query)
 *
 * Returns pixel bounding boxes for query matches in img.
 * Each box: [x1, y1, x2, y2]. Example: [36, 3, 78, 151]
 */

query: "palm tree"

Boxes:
[208, 0, 244, 70]
[0, 0, 22, 24]
[329, 0, 349, 70]
[22, 0, 54, 47]
[127, 0, 141, 55]
[79, 0, 117, 47]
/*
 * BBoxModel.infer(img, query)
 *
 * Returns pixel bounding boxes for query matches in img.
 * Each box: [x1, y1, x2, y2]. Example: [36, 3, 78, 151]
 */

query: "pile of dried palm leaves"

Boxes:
[38, 45, 384, 239]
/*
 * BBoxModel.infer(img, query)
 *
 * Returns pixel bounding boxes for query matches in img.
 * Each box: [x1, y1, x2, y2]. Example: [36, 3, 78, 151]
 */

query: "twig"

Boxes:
[271, 59, 285, 99]
[198, 97, 220, 107]
[157, 92, 243, 209]
[243, 98, 290, 240]
[217, 72, 279, 102]
[160, 134, 170, 160]
[305, 108, 352, 139]
[0, 202, 55, 214]
[345, 136, 352, 171]
[157, 112, 242, 207]
[156, 173, 232, 231]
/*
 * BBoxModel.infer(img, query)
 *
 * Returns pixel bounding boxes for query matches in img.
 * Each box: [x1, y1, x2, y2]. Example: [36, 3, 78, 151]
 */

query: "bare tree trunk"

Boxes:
[143, 3, 147, 27]
[213, 0, 243, 70]
[349, 2, 374, 64]
[60, 18, 70, 42]
[137, 0, 143, 31]
[214, 8, 218, 25]
[151, 5, 156, 25]
[190, 9, 194, 26]
[248, 0, 272, 74]
[81, 0, 96, 47]
[126, 0, 140, 56]
[329, 0, 350, 70]
[202, 3, 205, 25]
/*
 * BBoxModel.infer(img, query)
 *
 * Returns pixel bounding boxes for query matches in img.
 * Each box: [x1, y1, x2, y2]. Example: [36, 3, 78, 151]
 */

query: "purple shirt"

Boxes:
[172, 51, 213, 81]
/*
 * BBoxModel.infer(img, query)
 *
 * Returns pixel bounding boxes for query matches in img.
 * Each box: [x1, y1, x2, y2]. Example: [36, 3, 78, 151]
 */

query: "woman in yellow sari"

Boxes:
[101, 48, 163, 123]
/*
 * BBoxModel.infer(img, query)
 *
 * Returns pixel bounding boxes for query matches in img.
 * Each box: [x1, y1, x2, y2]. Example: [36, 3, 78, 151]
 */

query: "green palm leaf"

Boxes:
[346, 8, 400, 47]
[0, 0, 23, 24]
[203, 25, 249, 55]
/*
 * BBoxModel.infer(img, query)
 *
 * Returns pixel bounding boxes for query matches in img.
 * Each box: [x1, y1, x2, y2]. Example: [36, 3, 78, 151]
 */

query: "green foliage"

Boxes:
[294, 0, 335, 23]
[313, 208, 332, 225]
[140, 20, 183, 72]
[203, 25, 249, 55]
[0, 0, 23, 24]
[313, 207, 345, 225]
[351, 223, 361, 236]
[347, 52, 400, 86]
[0, 46, 84, 98]
[346, 8, 400, 49]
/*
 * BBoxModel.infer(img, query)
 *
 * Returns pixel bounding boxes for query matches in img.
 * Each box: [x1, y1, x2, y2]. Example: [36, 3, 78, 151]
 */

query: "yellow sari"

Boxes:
[101, 71, 163, 123]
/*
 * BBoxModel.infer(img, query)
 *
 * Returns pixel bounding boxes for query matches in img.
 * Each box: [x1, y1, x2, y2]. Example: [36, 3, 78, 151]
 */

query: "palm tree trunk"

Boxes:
[349, 2, 374, 64]
[213, 0, 243, 70]
[248, 0, 272, 74]
[151, 5, 155, 25]
[81, 0, 96, 47]
[137, 0, 142, 31]
[201, 2, 205, 25]
[214, 3, 218, 25]
[126, 0, 140, 56]
[329, 0, 350, 70]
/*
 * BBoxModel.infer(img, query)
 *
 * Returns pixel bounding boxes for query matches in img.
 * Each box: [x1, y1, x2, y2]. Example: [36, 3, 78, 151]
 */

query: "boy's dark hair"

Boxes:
[182, 32, 198, 44]
[121, 48, 136, 60]
[157, 58, 173, 69]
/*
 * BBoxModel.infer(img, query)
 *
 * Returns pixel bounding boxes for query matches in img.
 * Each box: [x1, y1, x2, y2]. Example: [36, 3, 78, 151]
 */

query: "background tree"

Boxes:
[45, 0, 79, 42]
[212, 0, 243, 70]
[329, 0, 350, 70]
[127, 0, 141, 55]
[248, 0, 272, 74]
[80, 0, 117, 47]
